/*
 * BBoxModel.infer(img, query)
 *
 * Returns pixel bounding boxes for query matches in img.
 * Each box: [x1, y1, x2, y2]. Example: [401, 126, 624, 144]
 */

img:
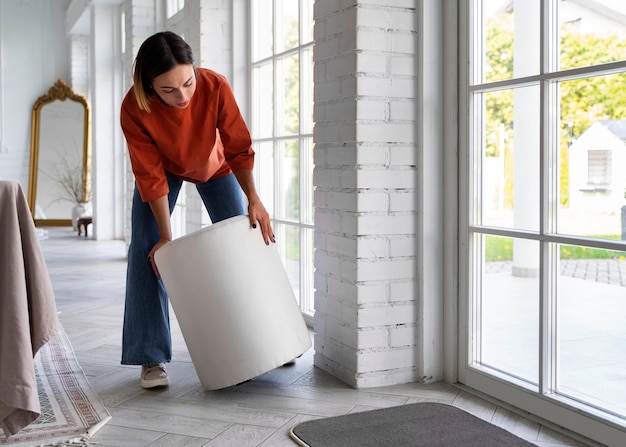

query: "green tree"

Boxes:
[485, 14, 626, 206]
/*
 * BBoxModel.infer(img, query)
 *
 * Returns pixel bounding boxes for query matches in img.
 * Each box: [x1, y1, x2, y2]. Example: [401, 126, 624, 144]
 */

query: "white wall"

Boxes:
[0, 0, 71, 187]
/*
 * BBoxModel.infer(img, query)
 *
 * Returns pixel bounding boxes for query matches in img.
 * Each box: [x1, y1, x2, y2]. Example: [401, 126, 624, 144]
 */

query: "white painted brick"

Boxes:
[327, 191, 357, 211]
[315, 335, 358, 372]
[358, 302, 416, 328]
[356, 236, 389, 259]
[363, 214, 422, 238]
[356, 53, 387, 75]
[356, 145, 390, 165]
[324, 320, 358, 349]
[391, 31, 416, 54]
[390, 145, 417, 166]
[326, 144, 357, 166]
[325, 99, 357, 122]
[355, 368, 418, 388]
[313, 36, 341, 64]
[389, 190, 416, 212]
[390, 325, 416, 348]
[356, 192, 388, 212]
[390, 235, 415, 257]
[340, 76, 358, 98]
[314, 80, 341, 102]
[357, 259, 416, 281]
[356, 282, 388, 305]
[390, 100, 415, 121]
[313, 166, 342, 188]
[356, 169, 415, 189]
[357, 0, 417, 9]
[390, 280, 417, 303]
[356, 29, 391, 52]
[390, 55, 415, 76]
[314, 123, 343, 143]
[357, 347, 415, 372]
[357, 327, 389, 349]
[327, 53, 357, 79]
[356, 123, 415, 144]
[327, 275, 358, 302]
[326, 233, 358, 256]
[313, 210, 343, 235]
[357, 76, 415, 98]
[356, 99, 388, 121]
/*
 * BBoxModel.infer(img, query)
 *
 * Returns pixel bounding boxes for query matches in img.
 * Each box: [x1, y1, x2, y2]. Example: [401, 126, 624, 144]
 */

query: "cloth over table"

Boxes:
[0, 181, 58, 436]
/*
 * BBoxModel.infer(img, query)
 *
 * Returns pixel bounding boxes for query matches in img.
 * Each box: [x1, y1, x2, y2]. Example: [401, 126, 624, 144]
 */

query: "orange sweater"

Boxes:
[120, 68, 255, 202]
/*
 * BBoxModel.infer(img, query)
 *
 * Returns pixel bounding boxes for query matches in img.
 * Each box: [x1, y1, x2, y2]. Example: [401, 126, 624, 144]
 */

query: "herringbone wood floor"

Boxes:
[40, 227, 593, 447]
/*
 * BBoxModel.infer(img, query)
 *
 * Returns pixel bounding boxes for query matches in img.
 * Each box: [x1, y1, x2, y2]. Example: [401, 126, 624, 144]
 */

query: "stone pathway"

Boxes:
[486, 259, 626, 287]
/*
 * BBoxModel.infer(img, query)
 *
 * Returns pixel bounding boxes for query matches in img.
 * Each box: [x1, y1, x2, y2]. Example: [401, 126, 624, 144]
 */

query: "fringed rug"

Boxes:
[0, 327, 111, 447]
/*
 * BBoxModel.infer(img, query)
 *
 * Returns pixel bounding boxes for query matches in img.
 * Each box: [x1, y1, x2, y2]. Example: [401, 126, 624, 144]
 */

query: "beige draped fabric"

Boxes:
[0, 181, 58, 437]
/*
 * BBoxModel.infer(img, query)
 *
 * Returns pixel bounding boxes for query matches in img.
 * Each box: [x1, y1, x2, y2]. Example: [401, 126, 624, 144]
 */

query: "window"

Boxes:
[460, 1, 626, 445]
[250, 0, 315, 319]
[587, 150, 611, 185]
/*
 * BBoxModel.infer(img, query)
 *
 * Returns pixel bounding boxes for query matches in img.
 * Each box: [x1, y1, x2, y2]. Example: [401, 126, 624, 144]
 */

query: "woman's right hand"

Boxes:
[148, 238, 170, 277]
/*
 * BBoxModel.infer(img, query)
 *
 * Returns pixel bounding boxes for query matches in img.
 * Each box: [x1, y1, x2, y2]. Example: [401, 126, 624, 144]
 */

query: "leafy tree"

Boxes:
[484, 13, 626, 206]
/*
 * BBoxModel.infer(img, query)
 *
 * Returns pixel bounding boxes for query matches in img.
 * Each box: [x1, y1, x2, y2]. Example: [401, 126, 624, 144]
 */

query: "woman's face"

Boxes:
[152, 64, 196, 109]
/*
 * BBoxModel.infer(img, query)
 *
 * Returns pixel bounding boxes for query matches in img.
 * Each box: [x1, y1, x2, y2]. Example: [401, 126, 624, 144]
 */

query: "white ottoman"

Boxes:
[154, 215, 311, 390]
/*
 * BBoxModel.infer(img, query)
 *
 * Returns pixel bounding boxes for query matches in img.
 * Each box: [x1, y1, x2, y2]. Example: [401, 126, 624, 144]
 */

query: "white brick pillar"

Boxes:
[314, 0, 444, 388]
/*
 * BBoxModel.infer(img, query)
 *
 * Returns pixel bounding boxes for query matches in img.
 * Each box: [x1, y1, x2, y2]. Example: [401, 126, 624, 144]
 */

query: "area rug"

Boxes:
[289, 402, 537, 447]
[0, 327, 111, 447]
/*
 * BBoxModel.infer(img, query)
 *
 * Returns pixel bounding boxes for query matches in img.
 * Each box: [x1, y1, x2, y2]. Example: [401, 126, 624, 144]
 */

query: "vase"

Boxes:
[71, 202, 92, 230]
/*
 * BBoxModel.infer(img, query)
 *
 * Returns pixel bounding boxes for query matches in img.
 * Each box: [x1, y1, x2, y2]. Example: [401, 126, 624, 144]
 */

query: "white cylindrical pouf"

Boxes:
[154, 215, 311, 390]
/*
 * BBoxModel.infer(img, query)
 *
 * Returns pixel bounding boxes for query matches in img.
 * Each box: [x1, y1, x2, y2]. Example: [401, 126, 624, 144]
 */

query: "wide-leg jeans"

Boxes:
[121, 173, 245, 365]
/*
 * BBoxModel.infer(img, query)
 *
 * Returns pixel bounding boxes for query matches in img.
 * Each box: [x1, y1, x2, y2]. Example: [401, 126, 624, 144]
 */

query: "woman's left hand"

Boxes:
[248, 198, 275, 245]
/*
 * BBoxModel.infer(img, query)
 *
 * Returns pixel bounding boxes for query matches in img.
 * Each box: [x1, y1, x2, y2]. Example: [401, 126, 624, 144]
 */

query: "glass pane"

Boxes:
[480, 0, 540, 83]
[277, 53, 300, 136]
[301, 0, 314, 44]
[274, 221, 301, 304]
[557, 244, 626, 417]
[559, 2, 626, 71]
[301, 226, 314, 315]
[255, 140, 274, 214]
[276, 0, 299, 53]
[277, 139, 300, 221]
[477, 234, 540, 384]
[479, 85, 540, 231]
[251, 64, 274, 139]
[558, 73, 626, 240]
[301, 47, 314, 135]
[302, 137, 314, 225]
[251, 0, 273, 61]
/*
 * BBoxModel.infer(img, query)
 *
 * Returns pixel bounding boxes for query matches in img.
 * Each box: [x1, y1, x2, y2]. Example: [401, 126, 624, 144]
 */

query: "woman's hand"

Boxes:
[248, 198, 275, 245]
[233, 170, 275, 245]
[148, 238, 170, 277]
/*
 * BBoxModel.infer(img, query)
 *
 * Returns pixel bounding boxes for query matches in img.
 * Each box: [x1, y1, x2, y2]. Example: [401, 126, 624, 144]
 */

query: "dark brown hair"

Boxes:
[132, 31, 195, 112]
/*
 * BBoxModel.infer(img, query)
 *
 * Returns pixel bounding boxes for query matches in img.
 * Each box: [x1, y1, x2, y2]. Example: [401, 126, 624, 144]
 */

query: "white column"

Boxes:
[512, 0, 540, 276]
[90, 4, 125, 240]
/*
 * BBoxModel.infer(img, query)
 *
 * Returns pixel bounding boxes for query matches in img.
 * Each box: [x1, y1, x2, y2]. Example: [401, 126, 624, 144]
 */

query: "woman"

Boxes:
[120, 31, 274, 388]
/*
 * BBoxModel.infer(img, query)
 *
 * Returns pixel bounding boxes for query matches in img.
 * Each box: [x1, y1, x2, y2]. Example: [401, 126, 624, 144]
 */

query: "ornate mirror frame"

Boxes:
[27, 79, 91, 226]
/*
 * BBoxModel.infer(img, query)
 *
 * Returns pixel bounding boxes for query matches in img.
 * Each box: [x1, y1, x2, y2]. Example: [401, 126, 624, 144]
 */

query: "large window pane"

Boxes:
[480, 0, 540, 83]
[276, 0, 299, 53]
[476, 234, 540, 384]
[558, 73, 626, 240]
[478, 85, 540, 231]
[252, 64, 273, 139]
[559, 2, 626, 71]
[277, 53, 299, 136]
[557, 244, 626, 415]
[276, 139, 300, 221]
[251, 0, 273, 60]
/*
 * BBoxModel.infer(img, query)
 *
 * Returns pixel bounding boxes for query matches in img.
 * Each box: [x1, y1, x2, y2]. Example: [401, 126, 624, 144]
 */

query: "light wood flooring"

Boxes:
[40, 227, 597, 447]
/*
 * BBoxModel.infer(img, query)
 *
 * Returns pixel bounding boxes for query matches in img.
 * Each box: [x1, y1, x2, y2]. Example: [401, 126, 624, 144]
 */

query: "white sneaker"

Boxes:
[141, 363, 169, 389]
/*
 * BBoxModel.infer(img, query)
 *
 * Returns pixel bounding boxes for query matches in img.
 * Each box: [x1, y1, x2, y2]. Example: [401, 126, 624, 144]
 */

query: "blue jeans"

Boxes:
[121, 173, 245, 365]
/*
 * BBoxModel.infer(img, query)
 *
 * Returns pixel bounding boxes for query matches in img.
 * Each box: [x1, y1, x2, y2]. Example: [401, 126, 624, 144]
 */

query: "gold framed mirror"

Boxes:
[28, 80, 91, 226]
